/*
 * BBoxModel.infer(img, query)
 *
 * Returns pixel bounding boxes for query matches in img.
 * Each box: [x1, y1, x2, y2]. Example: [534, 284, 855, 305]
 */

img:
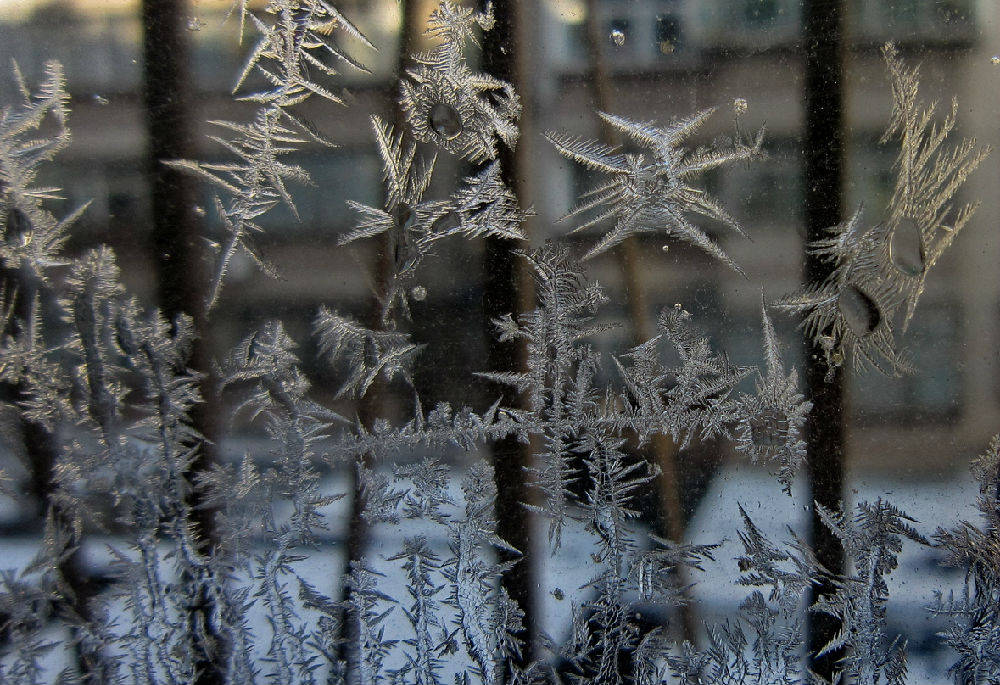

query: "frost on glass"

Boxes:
[0, 1, 994, 684]
[339, 114, 527, 323]
[777, 44, 989, 377]
[545, 110, 763, 268]
[399, 2, 520, 162]
[168, 0, 375, 311]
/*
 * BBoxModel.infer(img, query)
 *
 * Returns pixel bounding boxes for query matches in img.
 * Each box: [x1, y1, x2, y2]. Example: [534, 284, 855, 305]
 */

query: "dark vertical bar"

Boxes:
[481, 0, 538, 666]
[142, 0, 201, 322]
[802, 0, 847, 679]
[141, 2, 223, 683]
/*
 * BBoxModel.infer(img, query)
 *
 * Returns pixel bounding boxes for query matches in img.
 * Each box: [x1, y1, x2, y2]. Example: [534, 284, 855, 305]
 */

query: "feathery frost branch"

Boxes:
[777, 44, 988, 377]
[546, 109, 763, 266]
[170, 1, 372, 311]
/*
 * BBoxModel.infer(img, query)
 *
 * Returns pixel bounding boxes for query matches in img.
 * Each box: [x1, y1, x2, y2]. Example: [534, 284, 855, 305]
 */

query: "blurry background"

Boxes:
[0, 0, 998, 680]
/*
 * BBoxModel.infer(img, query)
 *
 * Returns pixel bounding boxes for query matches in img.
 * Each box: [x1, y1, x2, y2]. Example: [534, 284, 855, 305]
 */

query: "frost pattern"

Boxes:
[811, 500, 928, 685]
[169, 0, 373, 310]
[546, 110, 763, 265]
[339, 116, 526, 323]
[0, 9, 992, 685]
[777, 43, 989, 376]
[314, 306, 423, 399]
[733, 300, 812, 493]
[932, 436, 1000, 684]
[399, 2, 520, 162]
[665, 507, 819, 684]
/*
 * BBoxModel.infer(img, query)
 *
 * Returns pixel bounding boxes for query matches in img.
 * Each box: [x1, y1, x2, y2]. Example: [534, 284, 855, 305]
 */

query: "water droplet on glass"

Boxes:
[428, 103, 462, 140]
[610, 28, 625, 46]
[838, 284, 881, 336]
[398, 204, 417, 232]
[661, 244, 669, 253]
[889, 216, 925, 277]
[733, 97, 748, 115]
[992, 55, 1000, 65]
[92, 94, 109, 106]
[432, 211, 462, 234]
[552, 587, 564, 601]
[5, 208, 28, 243]
[411, 285, 427, 301]
[187, 16, 206, 31]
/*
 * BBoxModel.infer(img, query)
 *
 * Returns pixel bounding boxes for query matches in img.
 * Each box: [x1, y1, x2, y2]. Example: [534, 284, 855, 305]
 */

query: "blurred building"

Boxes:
[528, 0, 999, 478]
[0, 0, 996, 488]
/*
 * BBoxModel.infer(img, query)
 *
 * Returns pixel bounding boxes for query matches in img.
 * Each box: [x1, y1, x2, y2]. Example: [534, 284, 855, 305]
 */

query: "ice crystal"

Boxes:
[399, 2, 520, 162]
[478, 245, 609, 546]
[812, 499, 928, 685]
[219, 321, 343, 544]
[395, 455, 455, 523]
[0, 61, 74, 279]
[880, 44, 988, 328]
[932, 436, 1000, 683]
[170, 0, 371, 310]
[344, 561, 397, 684]
[778, 44, 988, 376]
[389, 536, 451, 685]
[314, 306, 423, 399]
[733, 300, 811, 493]
[546, 109, 762, 265]
[332, 396, 511, 464]
[213, 321, 358, 685]
[776, 208, 910, 375]
[567, 444, 714, 684]
[0, 61, 81, 430]
[445, 463, 523, 685]
[0, 518, 79, 685]
[661, 508, 819, 685]
[341, 116, 525, 323]
[614, 303, 754, 448]
[231, 0, 373, 104]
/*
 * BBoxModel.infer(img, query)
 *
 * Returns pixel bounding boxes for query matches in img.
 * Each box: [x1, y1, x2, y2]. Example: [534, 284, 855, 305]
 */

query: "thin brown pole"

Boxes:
[338, 0, 425, 676]
[802, 0, 847, 679]
[581, 0, 695, 644]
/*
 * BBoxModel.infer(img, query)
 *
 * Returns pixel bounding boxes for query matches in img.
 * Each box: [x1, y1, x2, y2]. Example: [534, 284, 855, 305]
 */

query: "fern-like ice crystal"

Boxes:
[400, 1, 520, 162]
[546, 109, 762, 265]
[777, 44, 988, 376]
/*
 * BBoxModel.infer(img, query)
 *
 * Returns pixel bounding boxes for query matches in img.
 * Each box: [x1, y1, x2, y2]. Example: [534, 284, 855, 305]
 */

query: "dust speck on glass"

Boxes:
[0, 1, 997, 683]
